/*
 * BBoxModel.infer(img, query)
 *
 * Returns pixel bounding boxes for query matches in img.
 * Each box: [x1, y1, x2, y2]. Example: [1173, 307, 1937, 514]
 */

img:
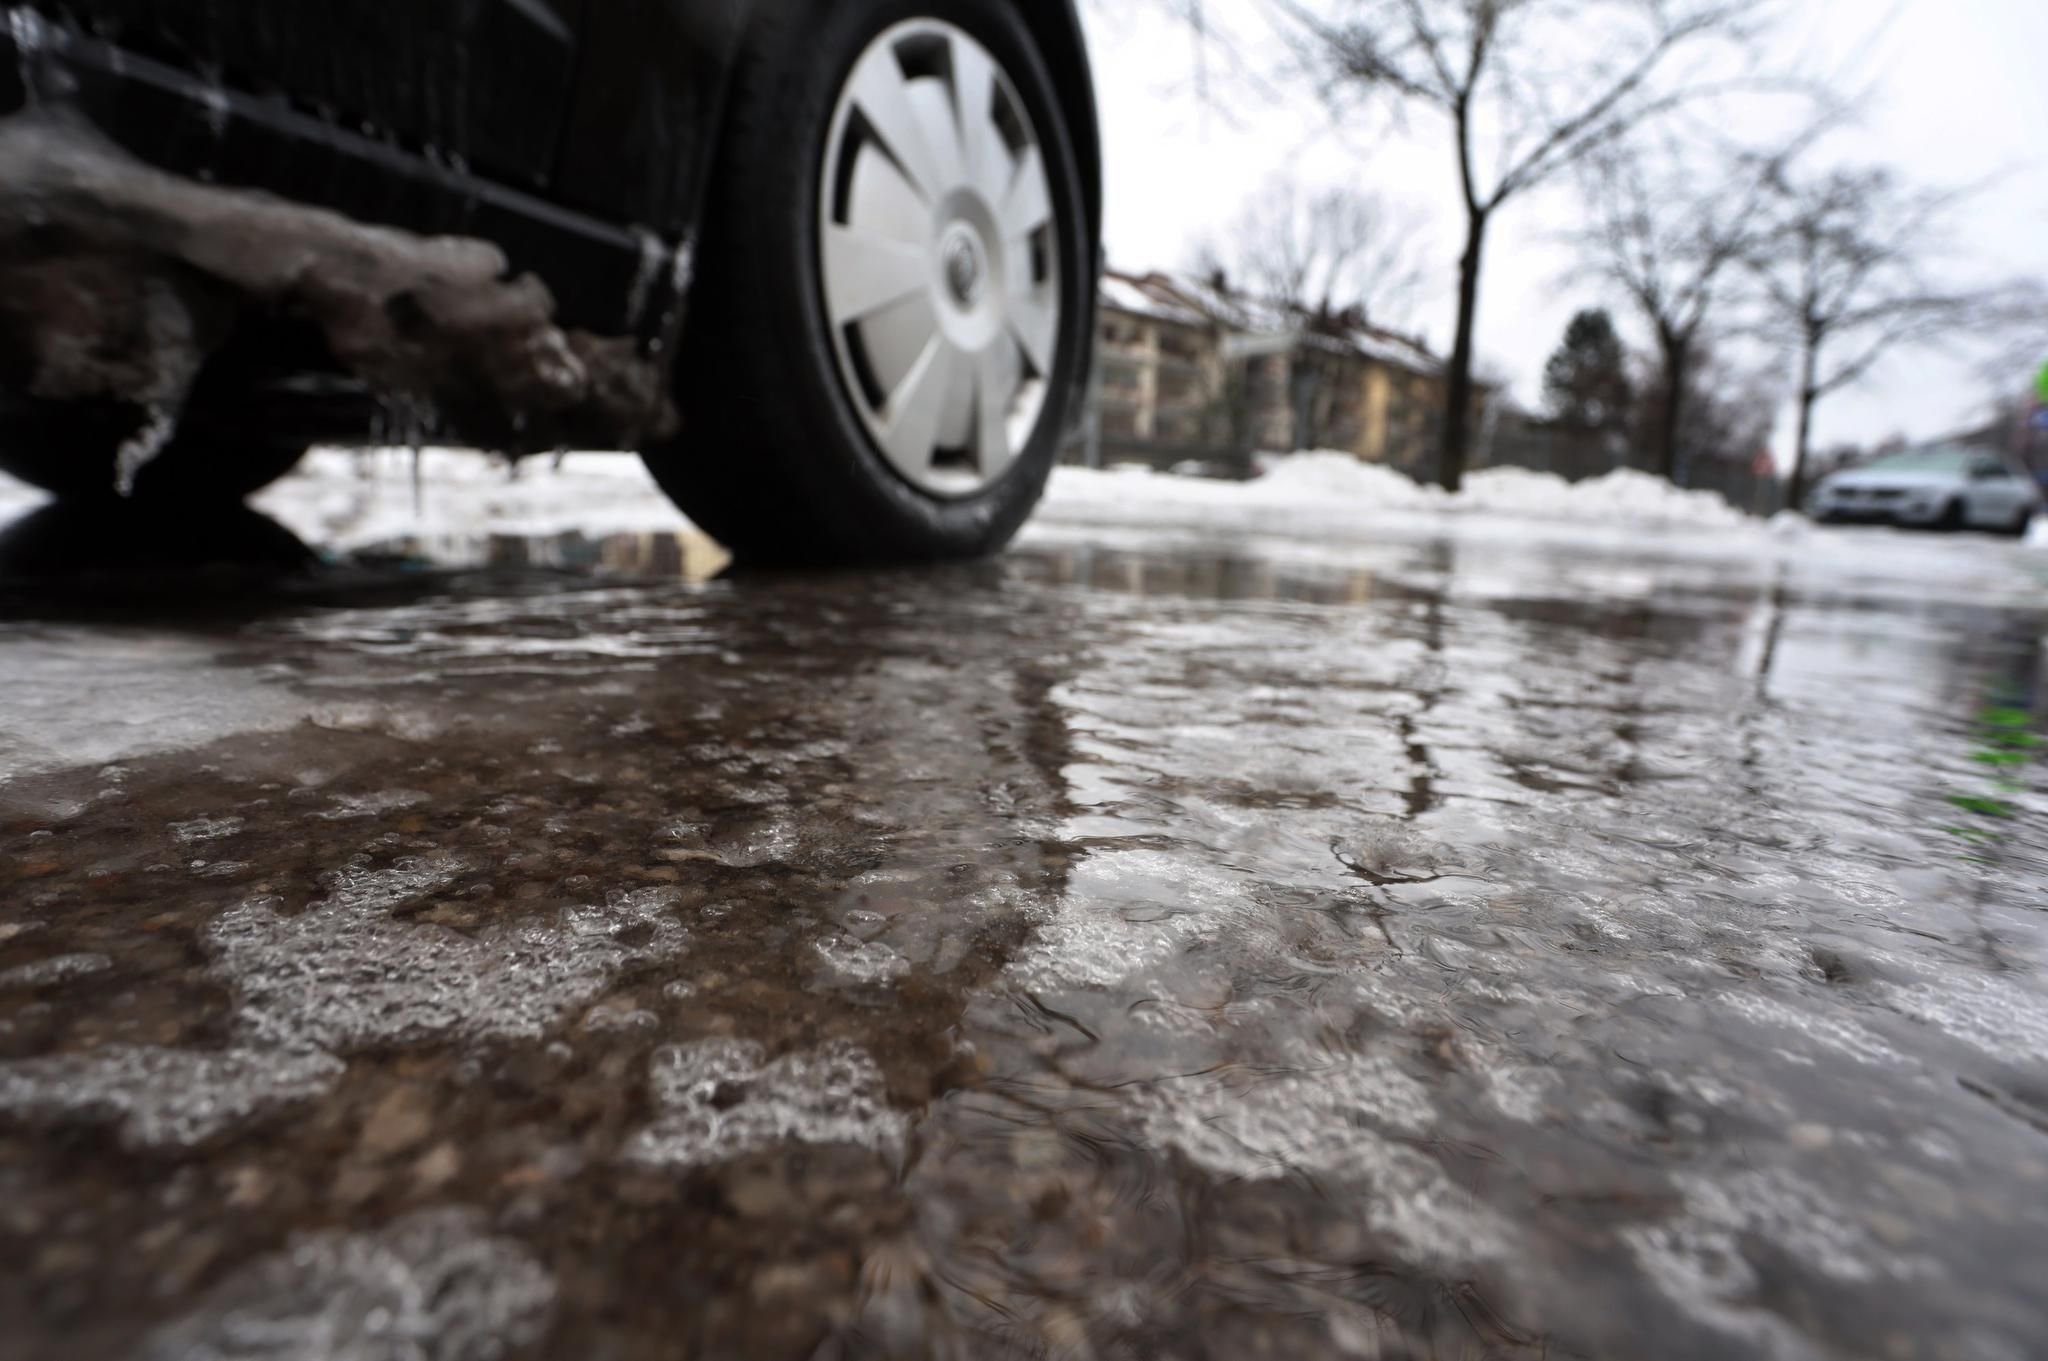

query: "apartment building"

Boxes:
[1079, 269, 1453, 477]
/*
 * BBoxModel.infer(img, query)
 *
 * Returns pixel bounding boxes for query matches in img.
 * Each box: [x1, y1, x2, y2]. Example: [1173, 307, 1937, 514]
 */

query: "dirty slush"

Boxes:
[0, 533, 2044, 1360]
[0, 110, 676, 488]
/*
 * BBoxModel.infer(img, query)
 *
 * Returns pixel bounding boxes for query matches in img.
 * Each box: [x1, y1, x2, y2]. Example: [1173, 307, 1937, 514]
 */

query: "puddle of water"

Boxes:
[0, 527, 2043, 1359]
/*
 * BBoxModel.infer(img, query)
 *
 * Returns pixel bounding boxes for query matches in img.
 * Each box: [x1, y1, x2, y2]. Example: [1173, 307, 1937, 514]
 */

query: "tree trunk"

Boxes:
[1438, 210, 1488, 493]
[1787, 337, 1820, 511]
[1292, 361, 1318, 453]
[1656, 336, 1687, 485]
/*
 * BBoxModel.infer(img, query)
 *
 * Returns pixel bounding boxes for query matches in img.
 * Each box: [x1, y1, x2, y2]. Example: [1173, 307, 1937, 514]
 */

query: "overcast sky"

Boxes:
[1078, 0, 2048, 464]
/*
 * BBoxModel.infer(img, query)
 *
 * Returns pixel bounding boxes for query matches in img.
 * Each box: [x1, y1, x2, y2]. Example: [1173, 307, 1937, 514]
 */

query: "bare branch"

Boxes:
[1154, 0, 1803, 489]
[1743, 155, 2026, 502]
[1270, 0, 1780, 484]
[1197, 176, 1428, 329]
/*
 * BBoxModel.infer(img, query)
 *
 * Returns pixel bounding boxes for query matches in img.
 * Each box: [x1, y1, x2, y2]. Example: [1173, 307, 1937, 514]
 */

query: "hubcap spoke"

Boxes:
[848, 52, 949, 203]
[950, 37, 1009, 204]
[848, 150, 932, 246]
[823, 225, 929, 326]
[861, 291, 944, 400]
[881, 336, 963, 478]
[1009, 287, 1058, 378]
[1000, 145, 1052, 241]
[975, 332, 1025, 475]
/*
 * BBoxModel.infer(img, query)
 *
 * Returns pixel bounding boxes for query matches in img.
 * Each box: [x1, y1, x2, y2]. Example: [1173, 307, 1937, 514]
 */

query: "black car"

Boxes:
[0, 1, 1102, 563]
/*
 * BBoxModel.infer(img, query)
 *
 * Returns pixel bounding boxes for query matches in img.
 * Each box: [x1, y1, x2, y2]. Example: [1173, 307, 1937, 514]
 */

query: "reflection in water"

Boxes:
[0, 500, 731, 590]
[1011, 539, 1397, 605]
[1937, 611, 2045, 868]
[0, 536, 2044, 1359]
[359, 528, 732, 583]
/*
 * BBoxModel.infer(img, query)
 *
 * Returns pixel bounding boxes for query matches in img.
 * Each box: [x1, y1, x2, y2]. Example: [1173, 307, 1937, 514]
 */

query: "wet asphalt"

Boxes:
[1, 503, 2046, 1361]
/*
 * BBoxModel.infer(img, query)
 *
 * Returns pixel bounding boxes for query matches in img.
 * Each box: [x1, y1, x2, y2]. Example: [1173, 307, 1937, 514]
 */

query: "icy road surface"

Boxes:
[2, 467, 2047, 1360]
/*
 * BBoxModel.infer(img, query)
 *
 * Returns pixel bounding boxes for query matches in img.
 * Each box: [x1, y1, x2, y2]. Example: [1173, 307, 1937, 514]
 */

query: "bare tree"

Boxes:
[1747, 161, 2009, 508]
[1632, 338, 1778, 472]
[1574, 132, 1793, 482]
[1190, 178, 1427, 453]
[1197, 177, 1425, 327]
[1233, 0, 1773, 490]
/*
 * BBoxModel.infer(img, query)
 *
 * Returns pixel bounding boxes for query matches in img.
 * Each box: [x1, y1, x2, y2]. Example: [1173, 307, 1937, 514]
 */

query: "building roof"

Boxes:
[1099, 271, 1212, 328]
[1341, 327, 1442, 375]
[1098, 268, 1445, 378]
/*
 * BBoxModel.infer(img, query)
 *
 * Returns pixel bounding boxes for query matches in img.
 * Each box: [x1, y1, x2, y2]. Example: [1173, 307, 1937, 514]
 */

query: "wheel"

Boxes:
[644, 0, 1092, 565]
[2007, 505, 2036, 537]
[0, 403, 307, 505]
[1934, 499, 1966, 532]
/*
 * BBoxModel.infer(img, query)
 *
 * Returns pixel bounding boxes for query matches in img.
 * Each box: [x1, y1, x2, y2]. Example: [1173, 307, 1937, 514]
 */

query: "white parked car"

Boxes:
[1808, 446, 2040, 534]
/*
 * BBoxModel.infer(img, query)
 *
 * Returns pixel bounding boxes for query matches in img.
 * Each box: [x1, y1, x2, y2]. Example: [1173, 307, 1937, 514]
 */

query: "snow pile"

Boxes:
[7, 446, 1748, 547]
[1041, 452, 1756, 535]
[1250, 451, 1445, 512]
[251, 447, 690, 550]
[2025, 514, 2048, 551]
[1032, 452, 1442, 534]
[0, 446, 690, 552]
[1456, 466, 1752, 529]
[2, 447, 2026, 585]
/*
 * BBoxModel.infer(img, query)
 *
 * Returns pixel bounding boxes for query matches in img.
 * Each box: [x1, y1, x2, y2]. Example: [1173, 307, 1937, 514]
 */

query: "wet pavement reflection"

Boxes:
[1, 510, 2046, 1360]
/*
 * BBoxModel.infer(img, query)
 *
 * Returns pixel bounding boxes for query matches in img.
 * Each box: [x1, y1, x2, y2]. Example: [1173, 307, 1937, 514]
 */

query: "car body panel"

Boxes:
[552, 0, 745, 234]
[6, 0, 1100, 290]
[26, 0, 585, 187]
[3, 14, 661, 340]
[1964, 469, 2040, 527]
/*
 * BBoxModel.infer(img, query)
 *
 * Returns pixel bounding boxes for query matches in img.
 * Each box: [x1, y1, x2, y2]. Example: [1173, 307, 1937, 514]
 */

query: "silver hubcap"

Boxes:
[819, 20, 1063, 499]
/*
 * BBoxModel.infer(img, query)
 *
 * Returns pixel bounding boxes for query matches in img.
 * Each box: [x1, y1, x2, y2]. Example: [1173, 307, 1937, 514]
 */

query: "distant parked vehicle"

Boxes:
[1807, 447, 2039, 534]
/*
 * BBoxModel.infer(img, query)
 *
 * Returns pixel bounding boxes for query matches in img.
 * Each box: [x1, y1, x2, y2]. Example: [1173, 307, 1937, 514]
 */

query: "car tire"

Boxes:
[1935, 499, 1966, 532]
[642, 0, 1092, 565]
